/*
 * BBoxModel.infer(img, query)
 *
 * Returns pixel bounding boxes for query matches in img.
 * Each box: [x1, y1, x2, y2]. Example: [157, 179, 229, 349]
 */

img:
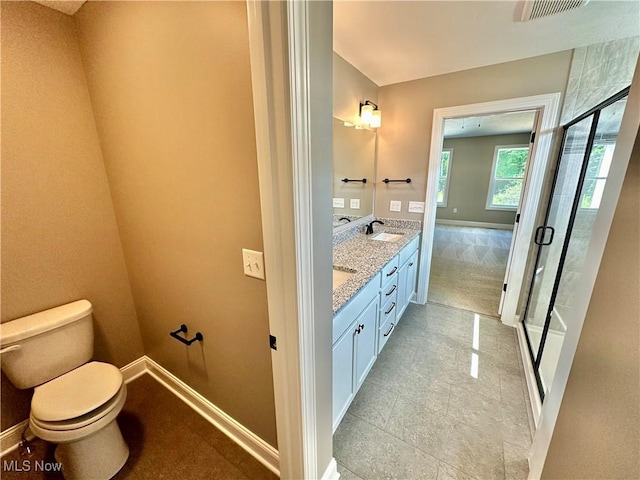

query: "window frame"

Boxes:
[486, 143, 530, 211]
[437, 148, 453, 207]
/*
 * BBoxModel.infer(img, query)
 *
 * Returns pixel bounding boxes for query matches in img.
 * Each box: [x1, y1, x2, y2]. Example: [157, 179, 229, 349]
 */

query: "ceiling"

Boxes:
[443, 110, 537, 138]
[334, 0, 640, 86]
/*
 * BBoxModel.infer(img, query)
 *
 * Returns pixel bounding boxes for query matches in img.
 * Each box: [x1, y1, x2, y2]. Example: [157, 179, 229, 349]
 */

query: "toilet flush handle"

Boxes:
[0, 345, 21, 355]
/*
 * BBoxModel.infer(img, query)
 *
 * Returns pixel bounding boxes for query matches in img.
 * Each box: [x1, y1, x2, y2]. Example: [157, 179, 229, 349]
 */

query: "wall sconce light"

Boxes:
[359, 100, 381, 129]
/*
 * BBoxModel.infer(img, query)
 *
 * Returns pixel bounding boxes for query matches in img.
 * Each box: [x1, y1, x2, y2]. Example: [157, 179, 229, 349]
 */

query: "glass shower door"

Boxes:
[522, 88, 629, 399]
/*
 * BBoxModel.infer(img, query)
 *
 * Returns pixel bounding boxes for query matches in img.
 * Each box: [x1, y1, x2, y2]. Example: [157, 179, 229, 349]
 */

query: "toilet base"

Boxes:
[54, 419, 129, 480]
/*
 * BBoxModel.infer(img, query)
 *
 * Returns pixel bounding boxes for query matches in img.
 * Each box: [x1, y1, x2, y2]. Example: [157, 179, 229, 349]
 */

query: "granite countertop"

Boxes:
[332, 226, 421, 315]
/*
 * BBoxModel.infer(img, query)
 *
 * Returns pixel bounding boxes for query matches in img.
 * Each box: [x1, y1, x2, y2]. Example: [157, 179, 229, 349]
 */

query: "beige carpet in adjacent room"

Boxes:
[428, 224, 512, 317]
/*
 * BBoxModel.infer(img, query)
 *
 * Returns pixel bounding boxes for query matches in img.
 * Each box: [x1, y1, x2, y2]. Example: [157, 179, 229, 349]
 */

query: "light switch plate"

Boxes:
[333, 198, 345, 208]
[390, 200, 402, 212]
[242, 248, 265, 280]
[350, 198, 361, 209]
[408, 201, 425, 213]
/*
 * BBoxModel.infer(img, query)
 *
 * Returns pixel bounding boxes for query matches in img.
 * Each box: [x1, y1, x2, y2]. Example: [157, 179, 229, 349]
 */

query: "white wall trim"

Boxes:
[143, 357, 279, 475]
[417, 93, 561, 330]
[1, 356, 280, 476]
[320, 457, 340, 480]
[0, 419, 29, 456]
[435, 219, 514, 230]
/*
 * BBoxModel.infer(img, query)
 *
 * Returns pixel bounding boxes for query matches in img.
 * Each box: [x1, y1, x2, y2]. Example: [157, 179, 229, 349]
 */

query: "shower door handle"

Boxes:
[534, 226, 555, 246]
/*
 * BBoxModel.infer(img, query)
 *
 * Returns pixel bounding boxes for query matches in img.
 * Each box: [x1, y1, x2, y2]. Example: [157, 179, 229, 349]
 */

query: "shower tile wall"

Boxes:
[561, 36, 639, 124]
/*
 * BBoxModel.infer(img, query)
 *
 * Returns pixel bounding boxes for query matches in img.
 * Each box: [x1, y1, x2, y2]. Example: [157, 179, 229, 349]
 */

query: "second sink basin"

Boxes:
[371, 232, 404, 242]
[333, 268, 355, 290]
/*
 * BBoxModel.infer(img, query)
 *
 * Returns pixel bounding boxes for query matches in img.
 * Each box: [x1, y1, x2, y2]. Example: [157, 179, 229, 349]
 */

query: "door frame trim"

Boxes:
[416, 93, 562, 326]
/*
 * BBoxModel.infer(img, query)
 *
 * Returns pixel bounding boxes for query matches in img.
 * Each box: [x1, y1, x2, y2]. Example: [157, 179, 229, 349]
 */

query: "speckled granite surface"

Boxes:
[332, 224, 421, 314]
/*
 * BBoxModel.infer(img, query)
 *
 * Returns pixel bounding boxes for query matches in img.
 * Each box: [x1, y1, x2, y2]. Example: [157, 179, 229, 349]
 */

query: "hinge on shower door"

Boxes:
[269, 335, 277, 351]
[503, 283, 507, 292]
[530, 131, 536, 143]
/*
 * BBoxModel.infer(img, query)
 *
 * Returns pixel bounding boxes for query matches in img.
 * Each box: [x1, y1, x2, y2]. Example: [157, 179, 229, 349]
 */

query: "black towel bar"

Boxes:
[342, 178, 367, 183]
[382, 178, 411, 184]
[170, 324, 203, 346]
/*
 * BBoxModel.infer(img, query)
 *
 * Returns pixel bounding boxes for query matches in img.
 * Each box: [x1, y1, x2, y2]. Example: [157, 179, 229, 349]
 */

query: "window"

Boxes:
[437, 149, 452, 207]
[486, 145, 529, 210]
[580, 142, 615, 209]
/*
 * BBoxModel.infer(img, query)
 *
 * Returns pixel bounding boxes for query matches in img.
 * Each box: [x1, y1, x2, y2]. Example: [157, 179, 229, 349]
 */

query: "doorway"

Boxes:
[417, 93, 562, 327]
[428, 111, 536, 317]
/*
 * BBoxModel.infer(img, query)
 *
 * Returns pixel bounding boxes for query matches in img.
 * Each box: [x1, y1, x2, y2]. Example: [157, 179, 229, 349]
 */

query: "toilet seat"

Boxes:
[32, 362, 123, 422]
[29, 362, 127, 444]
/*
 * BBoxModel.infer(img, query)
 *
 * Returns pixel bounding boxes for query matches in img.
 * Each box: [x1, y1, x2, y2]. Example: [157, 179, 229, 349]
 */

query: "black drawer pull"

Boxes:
[385, 285, 397, 296]
[386, 266, 398, 277]
[383, 323, 395, 337]
[384, 302, 396, 315]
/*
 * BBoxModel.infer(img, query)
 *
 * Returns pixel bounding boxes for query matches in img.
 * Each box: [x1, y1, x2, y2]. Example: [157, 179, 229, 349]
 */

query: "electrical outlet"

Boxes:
[390, 200, 402, 212]
[333, 198, 345, 208]
[242, 249, 265, 280]
[408, 201, 425, 213]
[453, 208, 458, 213]
[350, 198, 361, 209]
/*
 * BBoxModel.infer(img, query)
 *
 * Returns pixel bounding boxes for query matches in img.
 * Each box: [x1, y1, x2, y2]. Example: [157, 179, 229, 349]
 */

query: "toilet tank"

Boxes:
[0, 300, 94, 389]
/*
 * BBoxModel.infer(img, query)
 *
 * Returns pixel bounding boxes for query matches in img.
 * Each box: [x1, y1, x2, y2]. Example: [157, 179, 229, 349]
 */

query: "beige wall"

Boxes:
[541, 126, 640, 479]
[73, 1, 277, 447]
[438, 133, 530, 225]
[376, 51, 573, 220]
[333, 52, 378, 124]
[0, 2, 144, 430]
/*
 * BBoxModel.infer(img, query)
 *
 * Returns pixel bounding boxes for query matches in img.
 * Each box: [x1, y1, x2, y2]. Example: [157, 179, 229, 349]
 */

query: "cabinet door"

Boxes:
[397, 261, 410, 320]
[333, 322, 356, 432]
[354, 297, 379, 391]
[404, 251, 419, 306]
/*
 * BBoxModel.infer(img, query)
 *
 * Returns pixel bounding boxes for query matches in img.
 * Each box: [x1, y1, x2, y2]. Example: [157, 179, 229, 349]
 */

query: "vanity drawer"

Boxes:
[399, 235, 420, 265]
[379, 256, 399, 288]
[378, 297, 397, 353]
[381, 278, 399, 303]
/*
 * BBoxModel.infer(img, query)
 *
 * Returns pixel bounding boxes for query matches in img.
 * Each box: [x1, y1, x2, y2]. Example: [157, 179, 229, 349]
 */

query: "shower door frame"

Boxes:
[521, 87, 631, 401]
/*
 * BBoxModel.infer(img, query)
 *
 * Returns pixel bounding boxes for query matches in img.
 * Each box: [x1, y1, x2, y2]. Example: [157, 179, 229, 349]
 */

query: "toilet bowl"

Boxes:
[0, 301, 130, 480]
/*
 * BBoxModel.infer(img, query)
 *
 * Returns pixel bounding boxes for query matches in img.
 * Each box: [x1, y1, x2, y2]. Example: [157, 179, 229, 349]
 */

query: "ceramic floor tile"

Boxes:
[386, 396, 505, 480]
[334, 413, 440, 480]
[437, 461, 479, 480]
[349, 378, 399, 429]
[503, 441, 530, 480]
[337, 462, 366, 480]
[446, 385, 504, 432]
[500, 372, 528, 408]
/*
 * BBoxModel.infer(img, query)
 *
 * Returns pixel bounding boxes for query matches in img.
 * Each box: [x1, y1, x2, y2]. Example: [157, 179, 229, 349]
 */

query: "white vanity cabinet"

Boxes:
[397, 236, 420, 319]
[332, 273, 380, 432]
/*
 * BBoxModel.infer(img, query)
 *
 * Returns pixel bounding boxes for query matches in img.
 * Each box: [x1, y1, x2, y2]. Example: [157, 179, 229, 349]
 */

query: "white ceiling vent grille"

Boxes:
[521, 0, 591, 21]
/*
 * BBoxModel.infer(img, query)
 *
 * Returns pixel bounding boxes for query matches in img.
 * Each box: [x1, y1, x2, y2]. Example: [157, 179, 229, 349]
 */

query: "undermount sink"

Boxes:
[371, 232, 404, 242]
[333, 268, 355, 290]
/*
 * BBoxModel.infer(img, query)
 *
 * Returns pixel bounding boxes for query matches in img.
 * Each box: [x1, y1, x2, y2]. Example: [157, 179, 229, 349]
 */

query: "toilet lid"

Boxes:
[32, 362, 123, 422]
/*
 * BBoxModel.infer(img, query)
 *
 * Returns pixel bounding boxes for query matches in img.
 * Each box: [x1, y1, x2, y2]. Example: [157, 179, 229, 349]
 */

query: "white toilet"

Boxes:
[0, 300, 129, 480]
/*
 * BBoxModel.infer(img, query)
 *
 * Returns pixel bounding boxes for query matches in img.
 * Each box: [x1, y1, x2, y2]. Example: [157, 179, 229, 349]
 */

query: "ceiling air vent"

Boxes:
[521, 0, 590, 21]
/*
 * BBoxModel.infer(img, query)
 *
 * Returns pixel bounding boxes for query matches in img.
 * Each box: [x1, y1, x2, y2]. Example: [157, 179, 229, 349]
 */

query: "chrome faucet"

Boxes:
[365, 220, 384, 235]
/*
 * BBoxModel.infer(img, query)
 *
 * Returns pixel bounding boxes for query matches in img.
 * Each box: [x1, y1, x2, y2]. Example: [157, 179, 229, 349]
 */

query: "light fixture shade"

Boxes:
[360, 103, 374, 125]
[370, 109, 382, 128]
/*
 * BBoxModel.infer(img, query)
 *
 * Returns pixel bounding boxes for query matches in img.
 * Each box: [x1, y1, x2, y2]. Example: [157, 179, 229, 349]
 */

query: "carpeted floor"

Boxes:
[428, 224, 513, 317]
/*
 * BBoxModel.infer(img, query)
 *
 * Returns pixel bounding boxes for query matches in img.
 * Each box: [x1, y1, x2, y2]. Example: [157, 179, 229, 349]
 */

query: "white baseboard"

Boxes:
[0, 419, 29, 456]
[1, 356, 280, 478]
[143, 356, 279, 476]
[435, 219, 514, 230]
[321, 457, 340, 480]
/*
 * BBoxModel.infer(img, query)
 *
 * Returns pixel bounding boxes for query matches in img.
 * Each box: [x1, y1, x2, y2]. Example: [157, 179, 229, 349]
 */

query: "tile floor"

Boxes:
[1, 374, 277, 480]
[334, 302, 532, 480]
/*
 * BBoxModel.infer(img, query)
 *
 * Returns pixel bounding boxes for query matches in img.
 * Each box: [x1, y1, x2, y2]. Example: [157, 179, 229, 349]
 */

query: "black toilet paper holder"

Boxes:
[170, 324, 203, 346]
